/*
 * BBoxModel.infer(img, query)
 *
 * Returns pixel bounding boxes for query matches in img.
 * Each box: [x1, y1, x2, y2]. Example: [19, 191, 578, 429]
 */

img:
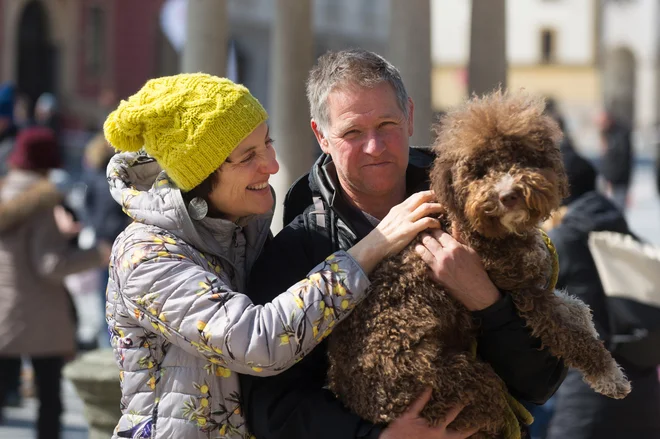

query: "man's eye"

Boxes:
[343, 130, 360, 138]
[379, 121, 395, 128]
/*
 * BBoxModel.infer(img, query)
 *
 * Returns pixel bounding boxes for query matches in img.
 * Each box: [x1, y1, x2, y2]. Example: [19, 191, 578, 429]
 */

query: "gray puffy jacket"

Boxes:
[106, 153, 371, 439]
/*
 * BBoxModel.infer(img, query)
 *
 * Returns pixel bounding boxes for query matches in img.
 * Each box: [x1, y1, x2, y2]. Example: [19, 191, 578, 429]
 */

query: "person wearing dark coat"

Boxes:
[598, 111, 633, 211]
[241, 49, 566, 439]
[243, 150, 567, 439]
[545, 149, 660, 439]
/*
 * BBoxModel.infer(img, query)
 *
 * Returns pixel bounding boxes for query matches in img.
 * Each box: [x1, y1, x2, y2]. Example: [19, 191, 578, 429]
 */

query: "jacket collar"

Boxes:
[107, 152, 273, 269]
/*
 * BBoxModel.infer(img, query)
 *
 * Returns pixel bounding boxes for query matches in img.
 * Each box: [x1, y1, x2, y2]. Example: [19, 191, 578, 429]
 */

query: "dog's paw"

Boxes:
[585, 362, 631, 399]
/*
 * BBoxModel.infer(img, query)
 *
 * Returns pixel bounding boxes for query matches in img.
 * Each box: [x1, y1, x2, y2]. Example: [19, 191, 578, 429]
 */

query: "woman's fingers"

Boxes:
[409, 202, 445, 223]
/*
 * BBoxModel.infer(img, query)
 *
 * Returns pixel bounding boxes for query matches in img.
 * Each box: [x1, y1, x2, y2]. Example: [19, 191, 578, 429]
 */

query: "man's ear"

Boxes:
[311, 119, 330, 154]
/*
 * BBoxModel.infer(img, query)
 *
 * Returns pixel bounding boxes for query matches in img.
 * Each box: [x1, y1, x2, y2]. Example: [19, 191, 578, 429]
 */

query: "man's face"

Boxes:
[312, 82, 413, 201]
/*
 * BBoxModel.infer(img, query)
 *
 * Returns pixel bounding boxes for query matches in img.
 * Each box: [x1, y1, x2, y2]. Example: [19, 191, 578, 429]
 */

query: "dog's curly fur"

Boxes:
[327, 91, 631, 438]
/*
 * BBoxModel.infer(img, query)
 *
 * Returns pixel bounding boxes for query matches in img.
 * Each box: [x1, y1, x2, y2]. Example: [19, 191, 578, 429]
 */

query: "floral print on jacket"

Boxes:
[107, 152, 371, 439]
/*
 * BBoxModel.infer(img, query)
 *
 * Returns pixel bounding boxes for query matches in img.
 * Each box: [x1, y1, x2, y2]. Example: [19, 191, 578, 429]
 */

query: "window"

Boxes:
[540, 28, 556, 63]
[85, 5, 105, 76]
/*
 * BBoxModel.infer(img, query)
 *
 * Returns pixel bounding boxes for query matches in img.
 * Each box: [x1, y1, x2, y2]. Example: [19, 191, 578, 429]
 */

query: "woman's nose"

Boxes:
[262, 154, 280, 175]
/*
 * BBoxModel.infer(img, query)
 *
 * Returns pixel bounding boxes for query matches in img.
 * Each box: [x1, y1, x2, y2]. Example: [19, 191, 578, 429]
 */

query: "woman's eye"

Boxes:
[241, 153, 256, 164]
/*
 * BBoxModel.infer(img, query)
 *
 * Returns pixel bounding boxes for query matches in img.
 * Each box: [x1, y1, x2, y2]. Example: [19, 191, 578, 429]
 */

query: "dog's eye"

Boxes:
[472, 166, 487, 179]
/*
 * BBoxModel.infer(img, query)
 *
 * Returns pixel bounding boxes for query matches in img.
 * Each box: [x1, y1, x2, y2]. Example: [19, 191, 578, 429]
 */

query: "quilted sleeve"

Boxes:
[113, 230, 370, 376]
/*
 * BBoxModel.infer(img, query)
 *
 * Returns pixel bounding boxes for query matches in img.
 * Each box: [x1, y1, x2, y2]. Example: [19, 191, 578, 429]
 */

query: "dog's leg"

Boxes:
[511, 289, 631, 399]
[552, 291, 630, 398]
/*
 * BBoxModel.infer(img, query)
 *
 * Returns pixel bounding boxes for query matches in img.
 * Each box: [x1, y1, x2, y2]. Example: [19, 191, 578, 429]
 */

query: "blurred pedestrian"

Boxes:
[598, 109, 633, 211]
[0, 126, 110, 439]
[34, 92, 60, 135]
[543, 148, 660, 439]
[81, 133, 129, 347]
[0, 83, 18, 177]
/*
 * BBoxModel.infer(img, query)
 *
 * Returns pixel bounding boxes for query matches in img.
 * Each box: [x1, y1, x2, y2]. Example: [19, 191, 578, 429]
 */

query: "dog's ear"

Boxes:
[430, 156, 459, 215]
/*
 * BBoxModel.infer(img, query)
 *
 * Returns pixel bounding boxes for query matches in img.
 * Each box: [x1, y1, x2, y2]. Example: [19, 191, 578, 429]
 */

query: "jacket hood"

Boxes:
[0, 172, 62, 233]
[107, 152, 273, 258]
[559, 191, 630, 240]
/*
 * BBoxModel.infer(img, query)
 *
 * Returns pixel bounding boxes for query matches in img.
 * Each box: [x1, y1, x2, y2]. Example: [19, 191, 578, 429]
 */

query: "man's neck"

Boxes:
[341, 184, 407, 220]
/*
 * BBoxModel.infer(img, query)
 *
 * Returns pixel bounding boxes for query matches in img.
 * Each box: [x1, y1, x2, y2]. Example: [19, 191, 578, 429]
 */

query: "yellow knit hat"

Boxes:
[103, 73, 268, 191]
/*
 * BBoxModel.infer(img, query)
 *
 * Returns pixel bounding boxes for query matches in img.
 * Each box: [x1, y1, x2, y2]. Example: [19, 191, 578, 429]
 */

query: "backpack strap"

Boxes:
[310, 196, 326, 230]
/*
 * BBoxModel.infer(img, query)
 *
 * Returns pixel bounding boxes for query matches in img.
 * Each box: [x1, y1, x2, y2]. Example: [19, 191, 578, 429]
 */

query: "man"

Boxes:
[598, 110, 633, 211]
[242, 49, 566, 439]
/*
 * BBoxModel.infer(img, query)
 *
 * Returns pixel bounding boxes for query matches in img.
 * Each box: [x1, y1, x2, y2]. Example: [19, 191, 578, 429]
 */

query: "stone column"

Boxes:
[389, 0, 432, 146]
[269, 0, 314, 233]
[468, 0, 507, 96]
[181, 0, 227, 75]
[602, 47, 636, 127]
[63, 349, 122, 439]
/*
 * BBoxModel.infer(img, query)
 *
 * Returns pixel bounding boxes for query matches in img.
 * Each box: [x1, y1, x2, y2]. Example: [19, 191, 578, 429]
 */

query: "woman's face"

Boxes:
[208, 122, 279, 221]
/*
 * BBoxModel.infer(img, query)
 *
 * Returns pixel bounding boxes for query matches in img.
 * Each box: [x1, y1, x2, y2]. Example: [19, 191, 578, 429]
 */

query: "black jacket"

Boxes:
[547, 191, 660, 439]
[242, 150, 567, 439]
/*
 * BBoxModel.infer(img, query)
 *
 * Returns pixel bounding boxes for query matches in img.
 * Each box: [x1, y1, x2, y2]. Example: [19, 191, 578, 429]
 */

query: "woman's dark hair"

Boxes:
[181, 170, 222, 217]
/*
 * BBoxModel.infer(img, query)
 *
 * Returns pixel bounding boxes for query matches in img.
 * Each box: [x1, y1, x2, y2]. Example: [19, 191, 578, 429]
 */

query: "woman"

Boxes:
[103, 73, 442, 439]
[543, 148, 660, 439]
[0, 126, 109, 439]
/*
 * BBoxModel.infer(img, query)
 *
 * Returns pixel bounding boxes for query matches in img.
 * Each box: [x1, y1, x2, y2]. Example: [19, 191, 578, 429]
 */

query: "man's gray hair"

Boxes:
[306, 49, 409, 135]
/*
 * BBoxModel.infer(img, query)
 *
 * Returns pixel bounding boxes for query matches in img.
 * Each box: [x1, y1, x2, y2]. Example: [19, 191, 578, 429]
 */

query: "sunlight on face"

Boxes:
[313, 82, 412, 201]
[208, 122, 279, 221]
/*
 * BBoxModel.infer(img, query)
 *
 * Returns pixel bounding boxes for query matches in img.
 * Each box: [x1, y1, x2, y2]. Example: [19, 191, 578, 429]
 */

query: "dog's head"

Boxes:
[430, 91, 569, 239]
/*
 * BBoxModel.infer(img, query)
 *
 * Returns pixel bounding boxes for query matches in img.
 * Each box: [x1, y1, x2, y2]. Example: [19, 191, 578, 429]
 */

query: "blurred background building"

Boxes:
[2, 0, 657, 162]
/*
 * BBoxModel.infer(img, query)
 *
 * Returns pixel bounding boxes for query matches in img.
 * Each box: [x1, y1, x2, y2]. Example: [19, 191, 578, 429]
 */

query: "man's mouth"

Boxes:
[363, 162, 390, 168]
[247, 182, 269, 191]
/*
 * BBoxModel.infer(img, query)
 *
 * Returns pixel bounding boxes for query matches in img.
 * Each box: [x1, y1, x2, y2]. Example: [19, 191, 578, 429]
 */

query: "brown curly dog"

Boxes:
[327, 91, 631, 438]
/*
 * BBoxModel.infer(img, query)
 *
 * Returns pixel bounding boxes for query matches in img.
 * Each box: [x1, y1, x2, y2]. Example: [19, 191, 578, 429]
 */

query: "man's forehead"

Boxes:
[326, 84, 402, 128]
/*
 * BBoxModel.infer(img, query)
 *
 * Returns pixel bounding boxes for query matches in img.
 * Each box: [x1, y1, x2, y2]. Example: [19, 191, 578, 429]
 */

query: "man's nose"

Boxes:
[363, 132, 386, 156]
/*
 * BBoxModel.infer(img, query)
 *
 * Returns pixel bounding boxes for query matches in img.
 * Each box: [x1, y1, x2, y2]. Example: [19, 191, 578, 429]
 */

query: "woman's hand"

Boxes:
[415, 229, 501, 311]
[348, 191, 443, 273]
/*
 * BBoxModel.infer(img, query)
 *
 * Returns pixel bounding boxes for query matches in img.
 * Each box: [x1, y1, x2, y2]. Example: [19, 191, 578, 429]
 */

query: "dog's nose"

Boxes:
[499, 190, 520, 208]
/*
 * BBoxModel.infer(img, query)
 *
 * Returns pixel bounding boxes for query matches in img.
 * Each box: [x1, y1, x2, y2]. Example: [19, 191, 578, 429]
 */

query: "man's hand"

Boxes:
[380, 388, 478, 439]
[415, 229, 501, 311]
